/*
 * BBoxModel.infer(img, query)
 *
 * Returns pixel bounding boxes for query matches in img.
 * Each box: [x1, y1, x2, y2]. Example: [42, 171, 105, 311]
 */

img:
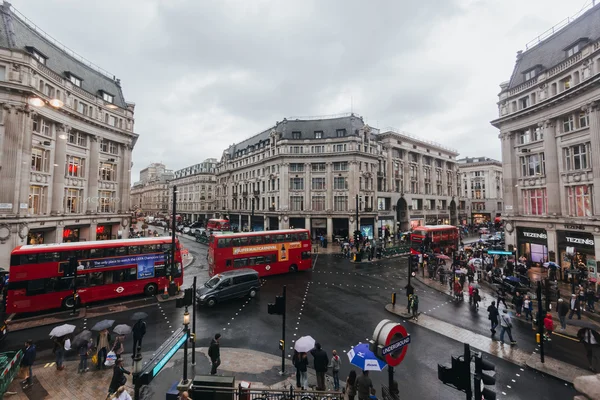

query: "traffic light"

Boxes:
[64, 256, 78, 278]
[189, 333, 196, 343]
[279, 339, 284, 351]
[474, 353, 496, 400]
[438, 343, 472, 395]
[268, 295, 285, 315]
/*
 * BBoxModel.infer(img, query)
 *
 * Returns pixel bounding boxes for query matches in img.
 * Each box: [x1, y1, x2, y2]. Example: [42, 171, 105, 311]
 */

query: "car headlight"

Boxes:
[199, 295, 206, 300]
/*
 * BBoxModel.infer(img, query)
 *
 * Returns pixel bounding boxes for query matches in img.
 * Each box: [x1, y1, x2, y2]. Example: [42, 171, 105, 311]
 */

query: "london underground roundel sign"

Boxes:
[372, 319, 410, 367]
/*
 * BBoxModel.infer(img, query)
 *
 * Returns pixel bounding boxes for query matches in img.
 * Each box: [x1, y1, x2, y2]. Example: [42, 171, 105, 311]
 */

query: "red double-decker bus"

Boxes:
[207, 219, 231, 232]
[208, 229, 312, 277]
[7, 237, 184, 313]
[410, 225, 459, 255]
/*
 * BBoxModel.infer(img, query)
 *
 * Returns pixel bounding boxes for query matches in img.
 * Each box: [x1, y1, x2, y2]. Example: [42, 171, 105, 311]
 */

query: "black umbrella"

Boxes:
[130, 312, 148, 321]
[91, 319, 115, 331]
[72, 329, 92, 348]
[569, 319, 600, 331]
[577, 328, 600, 345]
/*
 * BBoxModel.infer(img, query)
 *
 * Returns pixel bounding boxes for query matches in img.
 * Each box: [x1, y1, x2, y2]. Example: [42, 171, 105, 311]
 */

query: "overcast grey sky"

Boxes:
[13, 0, 590, 180]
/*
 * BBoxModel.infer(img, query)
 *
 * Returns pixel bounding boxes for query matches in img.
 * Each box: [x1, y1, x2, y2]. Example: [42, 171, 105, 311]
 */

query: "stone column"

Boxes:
[89, 222, 98, 241]
[238, 214, 242, 230]
[542, 120, 560, 215]
[386, 146, 393, 191]
[280, 163, 289, 211]
[51, 124, 68, 215]
[587, 103, 600, 215]
[305, 163, 311, 212]
[0, 105, 30, 215]
[121, 144, 133, 212]
[263, 216, 268, 231]
[418, 155, 425, 195]
[305, 217, 310, 231]
[87, 135, 99, 214]
[15, 107, 32, 216]
[326, 217, 333, 242]
[500, 131, 519, 215]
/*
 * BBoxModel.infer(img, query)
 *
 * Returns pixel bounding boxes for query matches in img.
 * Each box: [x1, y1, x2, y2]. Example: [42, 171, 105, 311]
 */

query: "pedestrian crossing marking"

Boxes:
[552, 331, 579, 342]
[44, 362, 55, 368]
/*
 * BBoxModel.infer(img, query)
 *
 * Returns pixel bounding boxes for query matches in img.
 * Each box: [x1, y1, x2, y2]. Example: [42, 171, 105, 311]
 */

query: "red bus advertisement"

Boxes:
[208, 229, 312, 277]
[410, 225, 459, 254]
[207, 219, 231, 232]
[7, 237, 184, 313]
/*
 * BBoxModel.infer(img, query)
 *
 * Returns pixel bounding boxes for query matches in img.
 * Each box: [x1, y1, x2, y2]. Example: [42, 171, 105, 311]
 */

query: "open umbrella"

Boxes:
[294, 336, 316, 352]
[91, 319, 115, 331]
[436, 254, 451, 261]
[72, 329, 92, 347]
[504, 276, 520, 283]
[113, 324, 132, 335]
[131, 312, 148, 321]
[569, 319, 600, 331]
[49, 324, 76, 338]
[347, 343, 386, 371]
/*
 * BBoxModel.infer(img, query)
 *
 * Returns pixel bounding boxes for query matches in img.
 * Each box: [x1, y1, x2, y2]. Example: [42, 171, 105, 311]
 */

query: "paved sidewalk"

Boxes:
[385, 303, 593, 384]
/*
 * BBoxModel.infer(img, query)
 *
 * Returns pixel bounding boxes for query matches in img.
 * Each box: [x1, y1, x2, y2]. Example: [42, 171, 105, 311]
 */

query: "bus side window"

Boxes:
[239, 237, 249, 246]
[90, 248, 104, 258]
[76, 274, 88, 288]
[263, 235, 271, 244]
[129, 246, 140, 255]
[218, 239, 229, 248]
[274, 235, 284, 243]
[20, 254, 37, 264]
[115, 247, 127, 256]
[265, 254, 276, 263]
[89, 272, 104, 286]
[105, 247, 117, 257]
[285, 234, 292, 242]
[248, 257, 257, 266]
[75, 250, 90, 260]
[27, 279, 49, 295]
[232, 238, 241, 246]
[39, 252, 60, 263]
[255, 256, 265, 265]
[155, 264, 166, 277]
[290, 233, 299, 241]
[233, 258, 248, 268]
[299, 232, 309, 240]
[250, 236, 263, 245]
[226, 260, 232, 267]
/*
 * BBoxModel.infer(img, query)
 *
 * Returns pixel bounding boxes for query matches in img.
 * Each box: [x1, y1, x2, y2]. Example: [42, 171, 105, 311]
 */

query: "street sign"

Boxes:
[382, 335, 411, 356]
[371, 319, 410, 367]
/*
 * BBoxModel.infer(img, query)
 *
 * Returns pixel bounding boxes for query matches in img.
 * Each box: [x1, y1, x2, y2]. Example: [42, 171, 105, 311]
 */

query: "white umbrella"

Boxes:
[49, 323, 76, 338]
[294, 335, 316, 352]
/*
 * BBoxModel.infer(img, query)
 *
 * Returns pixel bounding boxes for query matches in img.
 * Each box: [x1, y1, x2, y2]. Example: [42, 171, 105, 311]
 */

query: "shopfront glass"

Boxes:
[63, 227, 80, 242]
[96, 225, 112, 240]
[27, 231, 46, 245]
[517, 227, 548, 265]
[557, 230, 596, 282]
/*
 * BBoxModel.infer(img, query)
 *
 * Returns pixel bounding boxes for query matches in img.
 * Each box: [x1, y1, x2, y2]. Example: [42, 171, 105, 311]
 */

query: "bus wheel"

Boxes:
[206, 298, 217, 307]
[289, 264, 298, 273]
[249, 289, 257, 298]
[62, 296, 78, 310]
[144, 283, 158, 296]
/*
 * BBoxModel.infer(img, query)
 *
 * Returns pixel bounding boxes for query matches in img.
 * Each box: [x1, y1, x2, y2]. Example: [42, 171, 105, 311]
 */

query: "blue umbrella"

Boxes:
[505, 276, 520, 283]
[347, 343, 387, 371]
[543, 262, 559, 269]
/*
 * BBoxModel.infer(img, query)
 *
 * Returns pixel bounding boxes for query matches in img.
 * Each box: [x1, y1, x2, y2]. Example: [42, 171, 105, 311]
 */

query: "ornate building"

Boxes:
[0, 2, 138, 265]
[168, 159, 218, 223]
[214, 114, 460, 240]
[457, 157, 503, 225]
[492, 2, 600, 274]
[130, 163, 173, 216]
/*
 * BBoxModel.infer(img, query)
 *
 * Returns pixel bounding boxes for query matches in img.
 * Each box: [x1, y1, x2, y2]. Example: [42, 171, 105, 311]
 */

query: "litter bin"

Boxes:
[239, 381, 251, 400]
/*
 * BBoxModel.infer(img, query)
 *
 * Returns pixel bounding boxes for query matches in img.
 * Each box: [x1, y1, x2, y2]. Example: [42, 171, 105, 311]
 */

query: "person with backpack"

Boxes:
[132, 319, 146, 356]
[410, 294, 419, 321]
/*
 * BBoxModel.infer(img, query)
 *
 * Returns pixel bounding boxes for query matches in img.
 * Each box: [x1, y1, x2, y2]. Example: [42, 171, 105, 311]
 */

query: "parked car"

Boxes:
[196, 269, 260, 307]
[182, 227, 191, 234]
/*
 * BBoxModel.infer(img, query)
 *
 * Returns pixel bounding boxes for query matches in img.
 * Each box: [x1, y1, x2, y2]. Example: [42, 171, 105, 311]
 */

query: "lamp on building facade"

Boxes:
[49, 98, 64, 108]
[27, 97, 44, 107]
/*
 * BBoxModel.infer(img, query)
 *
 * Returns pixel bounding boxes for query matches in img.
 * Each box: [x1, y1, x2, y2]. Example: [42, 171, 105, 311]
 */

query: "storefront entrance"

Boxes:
[28, 229, 49, 245]
[517, 227, 548, 265]
[557, 230, 596, 283]
[311, 218, 327, 241]
[289, 217, 305, 229]
[63, 227, 81, 243]
[96, 225, 113, 240]
[360, 218, 375, 239]
[332, 218, 349, 241]
[472, 213, 491, 224]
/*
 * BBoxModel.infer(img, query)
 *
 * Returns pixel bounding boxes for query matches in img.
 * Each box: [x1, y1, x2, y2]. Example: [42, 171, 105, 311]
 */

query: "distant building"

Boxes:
[0, 2, 138, 265]
[168, 159, 218, 222]
[130, 163, 173, 216]
[139, 162, 171, 184]
[457, 157, 503, 225]
[491, 2, 600, 270]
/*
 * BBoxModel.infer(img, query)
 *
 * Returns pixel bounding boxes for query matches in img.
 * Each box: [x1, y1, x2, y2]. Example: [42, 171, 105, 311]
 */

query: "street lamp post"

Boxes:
[182, 307, 190, 385]
[355, 194, 360, 236]
[133, 345, 143, 400]
[191, 277, 197, 366]
[171, 185, 177, 282]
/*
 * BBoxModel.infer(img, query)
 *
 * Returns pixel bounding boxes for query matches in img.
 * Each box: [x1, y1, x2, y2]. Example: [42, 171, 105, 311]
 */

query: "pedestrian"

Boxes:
[112, 335, 125, 359]
[310, 342, 329, 391]
[297, 352, 308, 390]
[208, 333, 221, 375]
[292, 350, 301, 388]
[406, 286, 414, 312]
[345, 370, 357, 400]
[355, 370, 374, 400]
[111, 386, 132, 400]
[329, 350, 341, 391]
[586, 286, 596, 313]
[52, 336, 65, 371]
[579, 285, 586, 312]
[557, 298, 569, 330]
[569, 293, 582, 320]
[468, 284, 474, 306]
[21, 339, 36, 389]
[487, 301, 499, 334]
[499, 309, 517, 345]
[578, 328, 600, 372]
[497, 287, 508, 309]
[409, 294, 419, 321]
[96, 329, 111, 370]
[473, 287, 480, 309]
[78, 338, 92, 373]
[512, 291, 524, 317]
[544, 313, 554, 341]
[178, 391, 190, 400]
[523, 295, 533, 321]
[107, 359, 130, 399]
[132, 319, 147, 356]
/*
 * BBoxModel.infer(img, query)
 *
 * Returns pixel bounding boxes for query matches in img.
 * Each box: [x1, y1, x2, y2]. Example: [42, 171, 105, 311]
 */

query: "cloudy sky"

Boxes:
[14, 0, 591, 180]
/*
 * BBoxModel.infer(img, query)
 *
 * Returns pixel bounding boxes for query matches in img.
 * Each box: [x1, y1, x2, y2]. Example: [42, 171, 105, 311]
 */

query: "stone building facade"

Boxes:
[491, 3, 600, 276]
[214, 114, 460, 240]
[168, 159, 218, 223]
[130, 163, 173, 216]
[457, 157, 503, 225]
[0, 3, 137, 265]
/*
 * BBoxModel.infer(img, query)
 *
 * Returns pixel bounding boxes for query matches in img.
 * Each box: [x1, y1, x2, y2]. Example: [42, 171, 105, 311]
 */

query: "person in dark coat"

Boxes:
[21, 340, 36, 388]
[557, 298, 569, 330]
[487, 301, 499, 335]
[310, 342, 329, 391]
[569, 293, 582, 320]
[107, 358, 130, 397]
[208, 333, 221, 375]
[132, 319, 146, 356]
[292, 350, 301, 388]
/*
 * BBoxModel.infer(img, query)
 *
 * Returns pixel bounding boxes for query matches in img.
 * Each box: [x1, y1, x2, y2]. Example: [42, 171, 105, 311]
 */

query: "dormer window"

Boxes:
[292, 131, 301, 140]
[314, 131, 323, 139]
[566, 43, 580, 58]
[525, 69, 536, 81]
[102, 92, 114, 103]
[66, 72, 82, 87]
[26, 47, 47, 65]
[336, 129, 347, 137]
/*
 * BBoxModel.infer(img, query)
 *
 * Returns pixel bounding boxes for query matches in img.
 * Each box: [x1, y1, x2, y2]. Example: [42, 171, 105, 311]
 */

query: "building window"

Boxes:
[289, 146, 303, 154]
[566, 43, 580, 58]
[519, 96, 529, 109]
[290, 196, 304, 211]
[312, 196, 325, 211]
[64, 188, 83, 213]
[76, 101, 88, 115]
[334, 196, 348, 212]
[28, 185, 46, 215]
[311, 163, 326, 172]
[333, 162, 348, 171]
[562, 76, 572, 91]
[311, 145, 324, 154]
[289, 177, 304, 190]
[100, 139, 108, 152]
[518, 131, 530, 144]
[314, 131, 323, 139]
[336, 129, 347, 137]
[109, 115, 118, 127]
[69, 75, 82, 87]
[99, 162, 116, 181]
[32, 50, 46, 64]
[102, 92, 114, 103]
[98, 191, 115, 213]
[333, 144, 347, 152]
[567, 185, 592, 217]
[520, 153, 545, 177]
[531, 126, 543, 141]
[66, 156, 85, 177]
[579, 112, 589, 129]
[68, 131, 87, 147]
[289, 163, 304, 172]
[564, 143, 590, 171]
[31, 148, 50, 172]
[563, 115, 575, 132]
[525, 69, 536, 81]
[522, 188, 547, 215]
[44, 84, 55, 98]
[312, 177, 326, 190]
[291, 131, 301, 140]
[333, 177, 347, 190]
